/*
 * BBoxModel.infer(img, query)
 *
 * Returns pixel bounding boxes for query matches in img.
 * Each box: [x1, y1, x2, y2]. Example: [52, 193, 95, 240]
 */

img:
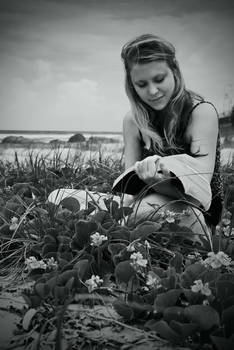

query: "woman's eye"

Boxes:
[137, 83, 147, 88]
[154, 77, 164, 83]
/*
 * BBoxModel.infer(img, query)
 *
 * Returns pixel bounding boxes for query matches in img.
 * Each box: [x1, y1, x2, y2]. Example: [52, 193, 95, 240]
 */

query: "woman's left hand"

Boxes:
[134, 155, 171, 184]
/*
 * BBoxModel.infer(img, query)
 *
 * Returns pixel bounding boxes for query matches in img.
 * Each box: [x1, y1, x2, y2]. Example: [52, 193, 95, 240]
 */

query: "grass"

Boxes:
[0, 144, 234, 350]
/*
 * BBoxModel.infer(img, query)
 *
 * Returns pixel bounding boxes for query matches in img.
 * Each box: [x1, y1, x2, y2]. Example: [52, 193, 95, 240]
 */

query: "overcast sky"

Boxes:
[0, 0, 233, 132]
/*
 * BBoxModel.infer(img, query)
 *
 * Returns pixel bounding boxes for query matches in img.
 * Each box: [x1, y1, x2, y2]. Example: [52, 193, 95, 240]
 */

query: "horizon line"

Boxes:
[0, 129, 122, 134]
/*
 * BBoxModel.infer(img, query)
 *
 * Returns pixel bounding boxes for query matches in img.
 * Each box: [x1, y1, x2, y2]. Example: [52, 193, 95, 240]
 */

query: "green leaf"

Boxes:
[0, 224, 10, 235]
[91, 210, 111, 224]
[130, 221, 161, 241]
[45, 276, 58, 292]
[147, 320, 180, 343]
[181, 263, 206, 288]
[211, 334, 234, 350]
[22, 308, 37, 331]
[57, 270, 76, 286]
[115, 260, 136, 284]
[60, 197, 80, 212]
[113, 207, 133, 221]
[108, 226, 130, 241]
[28, 268, 47, 280]
[104, 198, 119, 213]
[216, 280, 234, 302]
[108, 243, 126, 257]
[22, 293, 33, 307]
[57, 258, 69, 269]
[170, 320, 198, 338]
[184, 305, 220, 330]
[57, 235, 71, 245]
[222, 305, 234, 337]
[223, 296, 234, 310]
[129, 301, 153, 319]
[34, 282, 50, 299]
[113, 300, 134, 321]
[152, 266, 167, 278]
[160, 274, 177, 290]
[72, 219, 98, 249]
[22, 293, 42, 308]
[54, 285, 66, 303]
[65, 277, 75, 292]
[163, 306, 185, 323]
[169, 252, 183, 273]
[200, 269, 221, 284]
[218, 273, 234, 283]
[42, 243, 58, 257]
[154, 289, 183, 312]
[73, 259, 91, 280]
[43, 235, 57, 244]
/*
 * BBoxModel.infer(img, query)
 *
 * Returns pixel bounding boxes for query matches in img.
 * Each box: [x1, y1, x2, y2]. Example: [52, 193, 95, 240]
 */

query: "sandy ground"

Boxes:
[0, 142, 124, 164]
[0, 142, 233, 165]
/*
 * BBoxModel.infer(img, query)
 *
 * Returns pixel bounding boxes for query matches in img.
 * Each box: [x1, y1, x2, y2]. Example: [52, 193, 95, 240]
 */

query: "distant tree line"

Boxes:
[231, 106, 234, 127]
[219, 106, 234, 127]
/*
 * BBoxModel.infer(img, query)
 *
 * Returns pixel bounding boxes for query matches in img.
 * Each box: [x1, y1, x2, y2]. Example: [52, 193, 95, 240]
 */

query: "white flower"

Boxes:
[46, 257, 58, 270]
[164, 210, 176, 223]
[85, 275, 103, 293]
[126, 243, 136, 252]
[202, 251, 232, 269]
[182, 209, 191, 216]
[191, 279, 212, 296]
[223, 226, 230, 237]
[142, 286, 149, 292]
[146, 271, 161, 289]
[9, 216, 19, 231]
[144, 240, 151, 249]
[222, 218, 231, 226]
[201, 283, 212, 296]
[90, 232, 108, 247]
[191, 279, 203, 293]
[187, 252, 202, 262]
[130, 252, 147, 268]
[25, 256, 47, 272]
[166, 217, 175, 223]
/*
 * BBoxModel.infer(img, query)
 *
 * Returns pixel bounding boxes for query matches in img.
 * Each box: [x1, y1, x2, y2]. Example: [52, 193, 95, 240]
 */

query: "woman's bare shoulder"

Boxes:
[186, 102, 218, 141]
[123, 111, 139, 136]
[123, 111, 136, 125]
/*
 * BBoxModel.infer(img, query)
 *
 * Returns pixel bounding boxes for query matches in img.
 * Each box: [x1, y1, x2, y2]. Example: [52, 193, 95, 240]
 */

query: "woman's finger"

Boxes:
[159, 162, 171, 178]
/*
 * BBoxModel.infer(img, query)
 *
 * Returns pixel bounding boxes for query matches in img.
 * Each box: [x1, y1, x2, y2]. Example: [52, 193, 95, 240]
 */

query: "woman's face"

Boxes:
[130, 60, 175, 110]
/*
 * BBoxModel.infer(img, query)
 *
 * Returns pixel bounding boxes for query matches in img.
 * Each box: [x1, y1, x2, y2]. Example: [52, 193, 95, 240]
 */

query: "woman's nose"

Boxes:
[148, 83, 158, 95]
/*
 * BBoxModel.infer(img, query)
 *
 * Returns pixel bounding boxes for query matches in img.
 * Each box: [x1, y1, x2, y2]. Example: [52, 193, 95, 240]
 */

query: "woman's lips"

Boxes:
[148, 95, 164, 102]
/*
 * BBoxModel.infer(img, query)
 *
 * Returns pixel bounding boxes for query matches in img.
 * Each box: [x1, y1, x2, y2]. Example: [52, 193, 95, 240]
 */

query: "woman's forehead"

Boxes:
[130, 61, 169, 80]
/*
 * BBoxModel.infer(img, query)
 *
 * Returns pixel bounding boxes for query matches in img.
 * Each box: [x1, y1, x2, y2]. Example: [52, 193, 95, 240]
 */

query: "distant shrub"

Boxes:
[68, 133, 86, 143]
[2, 136, 35, 144]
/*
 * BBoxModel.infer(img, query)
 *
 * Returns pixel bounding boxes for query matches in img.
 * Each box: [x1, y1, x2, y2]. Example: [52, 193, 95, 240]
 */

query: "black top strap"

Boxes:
[189, 100, 219, 118]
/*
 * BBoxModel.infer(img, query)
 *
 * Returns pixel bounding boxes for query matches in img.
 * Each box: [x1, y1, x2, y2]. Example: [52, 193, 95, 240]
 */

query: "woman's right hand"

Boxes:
[134, 155, 171, 184]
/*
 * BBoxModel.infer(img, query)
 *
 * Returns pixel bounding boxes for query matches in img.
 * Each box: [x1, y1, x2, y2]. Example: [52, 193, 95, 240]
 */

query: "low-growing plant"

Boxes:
[0, 150, 234, 349]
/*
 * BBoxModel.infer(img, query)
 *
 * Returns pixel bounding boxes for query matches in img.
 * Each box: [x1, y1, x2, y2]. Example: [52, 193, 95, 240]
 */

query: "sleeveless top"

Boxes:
[139, 101, 224, 227]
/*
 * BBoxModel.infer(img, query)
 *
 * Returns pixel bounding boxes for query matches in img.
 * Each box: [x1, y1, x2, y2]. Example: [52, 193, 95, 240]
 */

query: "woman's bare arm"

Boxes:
[123, 111, 142, 169]
[185, 102, 218, 182]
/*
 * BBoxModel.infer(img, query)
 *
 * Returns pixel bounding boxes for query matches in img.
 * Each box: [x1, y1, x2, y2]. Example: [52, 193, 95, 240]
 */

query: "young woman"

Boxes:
[120, 33, 223, 233]
[48, 33, 223, 237]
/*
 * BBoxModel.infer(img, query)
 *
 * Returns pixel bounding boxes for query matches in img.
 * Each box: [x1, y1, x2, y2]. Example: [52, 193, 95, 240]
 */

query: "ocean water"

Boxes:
[0, 131, 123, 143]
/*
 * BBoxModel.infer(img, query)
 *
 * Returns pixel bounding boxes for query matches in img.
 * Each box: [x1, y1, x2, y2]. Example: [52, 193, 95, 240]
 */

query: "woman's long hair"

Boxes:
[121, 34, 202, 155]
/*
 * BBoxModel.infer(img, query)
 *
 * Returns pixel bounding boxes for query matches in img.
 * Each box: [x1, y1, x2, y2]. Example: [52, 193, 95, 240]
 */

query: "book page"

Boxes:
[163, 154, 212, 210]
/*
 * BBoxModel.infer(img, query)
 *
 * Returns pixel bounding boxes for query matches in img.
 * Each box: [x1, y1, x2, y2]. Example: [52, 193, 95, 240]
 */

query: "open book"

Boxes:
[112, 154, 212, 211]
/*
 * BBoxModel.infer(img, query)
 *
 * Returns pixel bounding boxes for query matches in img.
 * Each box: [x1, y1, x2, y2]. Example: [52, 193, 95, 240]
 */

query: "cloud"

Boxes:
[0, 0, 233, 131]
[0, 65, 125, 131]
